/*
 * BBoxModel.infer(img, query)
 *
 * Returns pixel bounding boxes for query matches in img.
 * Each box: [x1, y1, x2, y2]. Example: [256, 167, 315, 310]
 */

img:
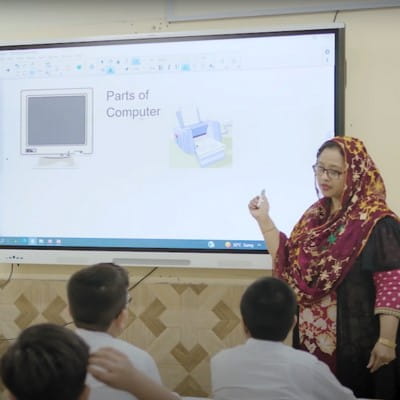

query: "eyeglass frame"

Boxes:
[115, 292, 132, 318]
[312, 164, 345, 180]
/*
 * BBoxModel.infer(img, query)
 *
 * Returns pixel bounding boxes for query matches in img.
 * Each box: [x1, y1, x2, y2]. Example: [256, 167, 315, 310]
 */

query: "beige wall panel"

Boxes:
[0, 276, 254, 397]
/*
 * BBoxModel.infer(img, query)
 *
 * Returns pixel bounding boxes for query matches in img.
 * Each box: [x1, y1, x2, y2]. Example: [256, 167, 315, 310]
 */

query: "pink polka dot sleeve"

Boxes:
[374, 269, 400, 318]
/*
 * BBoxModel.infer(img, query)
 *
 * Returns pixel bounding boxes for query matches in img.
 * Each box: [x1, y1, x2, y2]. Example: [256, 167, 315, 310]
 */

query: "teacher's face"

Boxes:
[315, 147, 346, 202]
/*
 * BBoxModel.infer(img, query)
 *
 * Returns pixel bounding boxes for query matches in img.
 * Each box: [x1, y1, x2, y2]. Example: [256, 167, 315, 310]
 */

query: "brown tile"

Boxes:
[171, 343, 208, 373]
[212, 300, 240, 340]
[174, 375, 209, 398]
[139, 298, 166, 337]
[14, 294, 39, 330]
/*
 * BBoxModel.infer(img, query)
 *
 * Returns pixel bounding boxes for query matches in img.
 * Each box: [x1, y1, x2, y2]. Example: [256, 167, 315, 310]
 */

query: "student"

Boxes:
[0, 323, 89, 400]
[211, 276, 358, 400]
[90, 277, 359, 400]
[67, 262, 162, 400]
[89, 347, 180, 400]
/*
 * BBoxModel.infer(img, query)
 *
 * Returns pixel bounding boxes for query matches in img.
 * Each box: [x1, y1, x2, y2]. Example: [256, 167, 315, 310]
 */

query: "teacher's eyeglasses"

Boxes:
[312, 164, 344, 179]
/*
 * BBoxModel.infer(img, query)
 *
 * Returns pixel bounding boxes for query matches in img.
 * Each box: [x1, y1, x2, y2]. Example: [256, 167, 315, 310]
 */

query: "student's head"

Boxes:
[67, 263, 129, 332]
[0, 323, 89, 400]
[240, 277, 297, 341]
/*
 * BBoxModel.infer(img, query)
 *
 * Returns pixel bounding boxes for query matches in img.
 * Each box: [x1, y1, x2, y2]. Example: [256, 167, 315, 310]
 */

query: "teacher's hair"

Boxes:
[317, 139, 344, 158]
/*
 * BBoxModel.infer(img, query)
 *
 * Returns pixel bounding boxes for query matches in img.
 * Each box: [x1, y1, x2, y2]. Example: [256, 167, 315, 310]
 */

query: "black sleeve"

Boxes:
[360, 216, 400, 272]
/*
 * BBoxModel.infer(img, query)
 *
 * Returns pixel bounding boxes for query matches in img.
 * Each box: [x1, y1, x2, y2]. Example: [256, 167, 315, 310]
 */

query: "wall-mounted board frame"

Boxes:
[166, 0, 400, 22]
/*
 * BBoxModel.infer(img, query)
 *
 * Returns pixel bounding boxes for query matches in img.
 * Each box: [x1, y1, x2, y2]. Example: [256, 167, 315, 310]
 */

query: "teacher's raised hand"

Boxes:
[248, 190, 280, 262]
[248, 189, 270, 221]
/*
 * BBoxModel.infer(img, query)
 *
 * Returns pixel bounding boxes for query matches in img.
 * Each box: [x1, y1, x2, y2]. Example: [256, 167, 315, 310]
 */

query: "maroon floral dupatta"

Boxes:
[275, 136, 397, 306]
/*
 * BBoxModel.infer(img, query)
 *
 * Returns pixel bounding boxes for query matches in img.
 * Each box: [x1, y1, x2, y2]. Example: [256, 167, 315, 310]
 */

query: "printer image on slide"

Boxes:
[173, 107, 228, 167]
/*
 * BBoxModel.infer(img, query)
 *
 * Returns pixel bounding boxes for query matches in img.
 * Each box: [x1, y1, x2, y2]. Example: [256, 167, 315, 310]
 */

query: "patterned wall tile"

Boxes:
[175, 375, 209, 398]
[212, 300, 240, 340]
[171, 343, 208, 373]
[14, 294, 39, 329]
[42, 296, 67, 325]
[0, 278, 248, 397]
[139, 298, 167, 337]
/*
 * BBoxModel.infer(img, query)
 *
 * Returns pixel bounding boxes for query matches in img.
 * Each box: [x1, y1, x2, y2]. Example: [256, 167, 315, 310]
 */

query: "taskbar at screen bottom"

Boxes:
[0, 236, 266, 251]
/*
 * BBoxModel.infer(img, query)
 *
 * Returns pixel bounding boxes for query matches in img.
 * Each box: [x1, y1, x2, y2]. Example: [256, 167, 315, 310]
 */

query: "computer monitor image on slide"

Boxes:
[20, 88, 93, 158]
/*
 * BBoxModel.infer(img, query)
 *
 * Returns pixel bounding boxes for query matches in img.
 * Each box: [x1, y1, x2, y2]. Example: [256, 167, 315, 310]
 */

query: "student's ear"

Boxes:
[116, 307, 128, 330]
[67, 305, 73, 320]
[242, 319, 250, 338]
[291, 315, 298, 331]
[78, 384, 90, 400]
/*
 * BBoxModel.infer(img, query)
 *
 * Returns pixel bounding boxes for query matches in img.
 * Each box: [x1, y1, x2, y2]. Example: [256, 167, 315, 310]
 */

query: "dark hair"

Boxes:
[240, 277, 297, 341]
[0, 323, 89, 400]
[67, 262, 129, 331]
[316, 139, 344, 159]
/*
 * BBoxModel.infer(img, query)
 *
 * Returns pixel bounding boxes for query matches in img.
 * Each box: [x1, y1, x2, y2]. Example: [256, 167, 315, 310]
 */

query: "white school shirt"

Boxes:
[76, 328, 162, 400]
[211, 338, 358, 400]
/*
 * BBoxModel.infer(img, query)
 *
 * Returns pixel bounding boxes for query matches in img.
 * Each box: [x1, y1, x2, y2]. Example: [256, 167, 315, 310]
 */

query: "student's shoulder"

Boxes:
[211, 344, 245, 365]
[285, 346, 328, 373]
[285, 345, 319, 362]
[108, 337, 154, 360]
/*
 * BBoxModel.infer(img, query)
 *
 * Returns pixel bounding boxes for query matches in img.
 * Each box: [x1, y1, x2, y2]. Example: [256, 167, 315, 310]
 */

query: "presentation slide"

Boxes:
[0, 30, 337, 263]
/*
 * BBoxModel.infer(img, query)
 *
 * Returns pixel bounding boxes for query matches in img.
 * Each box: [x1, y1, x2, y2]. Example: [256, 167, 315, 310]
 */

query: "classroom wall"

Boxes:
[0, 1, 399, 397]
